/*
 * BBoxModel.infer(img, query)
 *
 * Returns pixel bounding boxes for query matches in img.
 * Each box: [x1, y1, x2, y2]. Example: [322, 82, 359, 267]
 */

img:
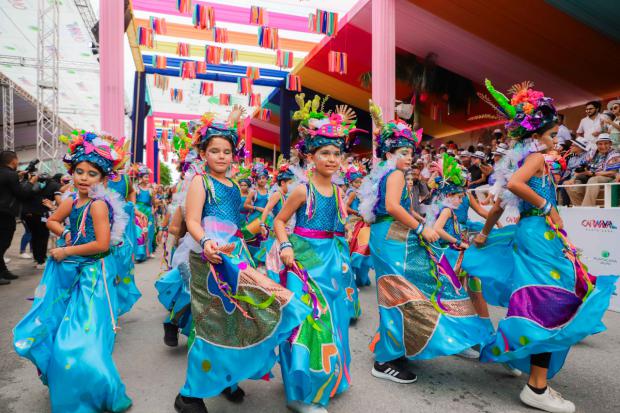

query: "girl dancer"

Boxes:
[13, 131, 132, 412]
[361, 101, 490, 383]
[345, 164, 372, 287]
[470, 80, 617, 413]
[274, 94, 363, 413]
[243, 161, 270, 262]
[236, 165, 252, 223]
[174, 109, 309, 413]
[134, 165, 154, 262]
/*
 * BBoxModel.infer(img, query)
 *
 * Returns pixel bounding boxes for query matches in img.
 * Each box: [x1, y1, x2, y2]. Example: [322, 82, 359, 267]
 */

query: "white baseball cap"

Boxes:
[493, 129, 503, 135]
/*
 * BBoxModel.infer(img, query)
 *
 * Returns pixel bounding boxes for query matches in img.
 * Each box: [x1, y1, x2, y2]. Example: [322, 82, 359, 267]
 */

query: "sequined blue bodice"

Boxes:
[521, 174, 557, 213]
[108, 175, 129, 200]
[295, 185, 339, 231]
[202, 177, 242, 226]
[253, 190, 269, 208]
[442, 209, 461, 240]
[454, 194, 470, 225]
[136, 187, 151, 206]
[350, 196, 360, 212]
[240, 195, 248, 213]
[375, 170, 409, 217]
[272, 193, 286, 217]
[69, 200, 113, 246]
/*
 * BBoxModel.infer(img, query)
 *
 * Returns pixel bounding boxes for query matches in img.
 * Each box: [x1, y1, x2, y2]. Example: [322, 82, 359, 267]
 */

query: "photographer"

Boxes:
[20, 171, 62, 269]
[0, 151, 40, 284]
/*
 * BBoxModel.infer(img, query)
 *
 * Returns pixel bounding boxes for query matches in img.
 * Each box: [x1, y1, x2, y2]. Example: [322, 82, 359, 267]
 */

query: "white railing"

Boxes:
[557, 182, 620, 208]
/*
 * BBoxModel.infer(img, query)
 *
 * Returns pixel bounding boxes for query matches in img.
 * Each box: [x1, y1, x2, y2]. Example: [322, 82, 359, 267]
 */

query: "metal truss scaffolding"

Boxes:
[1, 78, 15, 151]
[36, 0, 60, 173]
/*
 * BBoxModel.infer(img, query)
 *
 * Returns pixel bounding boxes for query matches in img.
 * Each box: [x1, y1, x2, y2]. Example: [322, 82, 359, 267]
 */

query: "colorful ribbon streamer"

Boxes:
[257, 26, 279, 49]
[152, 55, 167, 69]
[170, 88, 184, 102]
[192, 4, 215, 29]
[223, 48, 238, 63]
[196, 61, 207, 74]
[248, 93, 261, 107]
[205, 45, 222, 64]
[237, 77, 253, 95]
[276, 49, 294, 69]
[149, 16, 167, 34]
[286, 74, 302, 92]
[179, 61, 197, 80]
[153, 74, 169, 91]
[212, 27, 228, 43]
[250, 6, 267, 25]
[176, 42, 190, 57]
[200, 81, 214, 96]
[219, 93, 231, 105]
[259, 108, 271, 121]
[328, 51, 347, 75]
[137, 26, 154, 48]
[177, 0, 192, 14]
[308, 9, 339, 36]
[245, 66, 260, 80]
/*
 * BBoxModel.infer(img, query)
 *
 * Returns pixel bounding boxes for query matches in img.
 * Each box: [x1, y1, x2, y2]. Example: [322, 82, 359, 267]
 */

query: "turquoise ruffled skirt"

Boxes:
[13, 255, 132, 413]
[336, 235, 361, 321]
[347, 217, 373, 287]
[369, 217, 491, 363]
[155, 263, 192, 336]
[113, 203, 141, 317]
[135, 204, 154, 262]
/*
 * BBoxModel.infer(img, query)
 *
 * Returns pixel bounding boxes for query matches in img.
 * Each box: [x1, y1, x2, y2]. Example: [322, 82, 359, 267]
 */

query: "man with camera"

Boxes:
[0, 151, 40, 285]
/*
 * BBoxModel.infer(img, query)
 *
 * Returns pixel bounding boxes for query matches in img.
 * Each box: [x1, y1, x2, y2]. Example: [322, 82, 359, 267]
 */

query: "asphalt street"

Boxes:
[1, 227, 619, 413]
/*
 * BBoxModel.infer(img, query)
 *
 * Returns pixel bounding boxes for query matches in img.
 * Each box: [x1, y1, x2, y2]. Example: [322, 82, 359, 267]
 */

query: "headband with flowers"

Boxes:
[251, 160, 271, 180]
[59, 130, 128, 175]
[345, 163, 365, 184]
[369, 100, 423, 158]
[274, 163, 294, 183]
[293, 93, 366, 154]
[192, 105, 247, 158]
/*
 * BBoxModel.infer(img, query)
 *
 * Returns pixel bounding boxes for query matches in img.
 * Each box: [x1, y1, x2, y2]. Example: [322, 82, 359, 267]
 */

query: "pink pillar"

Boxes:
[146, 116, 155, 183]
[372, 0, 396, 158]
[244, 117, 253, 166]
[99, 0, 124, 138]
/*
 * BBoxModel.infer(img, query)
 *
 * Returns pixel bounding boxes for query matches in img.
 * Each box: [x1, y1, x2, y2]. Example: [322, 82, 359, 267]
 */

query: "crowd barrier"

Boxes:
[557, 182, 620, 208]
[467, 206, 620, 312]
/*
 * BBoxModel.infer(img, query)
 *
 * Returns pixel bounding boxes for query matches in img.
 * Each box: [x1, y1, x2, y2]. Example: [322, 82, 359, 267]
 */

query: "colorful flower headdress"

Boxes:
[59, 130, 128, 175]
[430, 153, 468, 195]
[369, 100, 422, 158]
[192, 105, 247, 157]
[251, 159, 271, 180]
[471, 79, 557, 139]
[345, 163, 365, 184]
[235, 163, 252, 186]
[274, 163, 294, 183]
[293, 93, 366, 154]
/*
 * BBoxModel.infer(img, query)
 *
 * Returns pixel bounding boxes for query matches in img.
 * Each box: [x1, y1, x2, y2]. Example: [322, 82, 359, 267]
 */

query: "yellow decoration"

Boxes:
[550, 270, 561, 280]
[544, 231, 556, 240]
[201, 360, 212, 372]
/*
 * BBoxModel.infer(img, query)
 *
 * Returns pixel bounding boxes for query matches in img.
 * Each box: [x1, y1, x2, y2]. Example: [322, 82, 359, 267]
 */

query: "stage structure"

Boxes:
[1, 78, 15, 151]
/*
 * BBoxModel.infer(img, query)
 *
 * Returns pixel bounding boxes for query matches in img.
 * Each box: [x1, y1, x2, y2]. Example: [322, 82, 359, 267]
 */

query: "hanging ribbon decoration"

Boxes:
[176, 42, 190, 57]
[222, 48, 238, 64]
[328, 51, 347, 75]
[250, 6, 267, 25]
[149, 16, 167, 34]
[245, 66, 260, 80]
[170, 88, 184, 103]
[219, 93, 231, 105]
[205, 45, 222, 64]
[192, 4, 215, 30]
[237, 77, 253, 95]
[160, 129, 171, 161]
[153, 74, 169, 91]
[276, 50, 294, 69]
[152, 55, 167, 69]
[137, 26, 154, 48]
[177, 0, 192, 14]
[196, 61, 207, 74]
[180, 61, 197, 80]
[248, 93, 261, 107]
[200, 81, 214, 96]
[308, 9, 339, 36]
[286, 74, 302, 92]
[257, 26, 279, 49]
[212, 27, 229, 43]
[259, 108, 271, 121]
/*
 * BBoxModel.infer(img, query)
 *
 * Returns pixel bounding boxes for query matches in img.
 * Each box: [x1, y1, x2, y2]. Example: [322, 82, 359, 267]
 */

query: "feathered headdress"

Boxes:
[251, 160, 270, 180]
[345, 163, 365, 184]
[192, 105, 247, 157]
[274, 163, 294, 183]
[293, 93, 366, 154]
[430, 153, 468, 195]
[370, 100, 422, 158]
[470, 79, 557, 139]
[172, 122, 193, 164]
[59, 130, 128, 175]
[235, 163, 252, 186]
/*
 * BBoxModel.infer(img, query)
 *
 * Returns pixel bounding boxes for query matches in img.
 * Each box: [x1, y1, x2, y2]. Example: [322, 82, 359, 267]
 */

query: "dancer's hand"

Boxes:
[280, 247, 295, 267]
[203, 240, 222, 264]
[473, 233, 487, 247]
[459, 241, 470, 250]
[260, 226, 268, 238]
[549, 208, 563, 230]
[421, 227, 439, 243]
[50, 247, 67, 261]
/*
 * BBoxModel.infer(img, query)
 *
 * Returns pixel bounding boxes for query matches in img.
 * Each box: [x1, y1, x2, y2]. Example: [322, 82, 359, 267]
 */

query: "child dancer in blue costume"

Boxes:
[236, 165, 252, 223]
[13, 131, 132, 413]
[134, 165, 155, 262]
[257, 162, 294, 267]
[274, 94, 365, 413]
[344, 164, 373, 287]
[243, 161, 270, 261]
[107, 162, 142, 317]
[360, 101, 490, 384]
[173, 108, 309, 413]
[464, 80, 618, 413]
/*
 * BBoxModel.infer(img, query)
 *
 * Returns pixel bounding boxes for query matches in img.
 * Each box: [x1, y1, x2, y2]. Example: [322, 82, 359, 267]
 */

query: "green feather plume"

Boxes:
[485, 79, 516, 119]
[442, 153, 465, 186]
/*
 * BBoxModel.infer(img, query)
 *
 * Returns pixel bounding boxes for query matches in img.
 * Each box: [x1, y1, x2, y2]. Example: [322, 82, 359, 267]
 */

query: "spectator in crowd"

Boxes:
[492, 128, 505, 144]
[19, 222, 32, 259]
[406, 165, 429, 218]
[576, 101, 602, 149]
[438, 143, 447, 154]
[468, 151, 488, 189]
[559, 138, 590, 205]
[608, 100, 620, 148]
[459, 150, 472, 168]
[0, 151, 40, 285]
[556, 114, 573, 150]
[20, 172, 62, 269]
[566, 136, 620, 206]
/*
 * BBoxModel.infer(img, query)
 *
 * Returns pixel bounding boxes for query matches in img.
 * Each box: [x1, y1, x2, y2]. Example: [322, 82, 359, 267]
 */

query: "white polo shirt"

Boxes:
[576, 114, 602, 149]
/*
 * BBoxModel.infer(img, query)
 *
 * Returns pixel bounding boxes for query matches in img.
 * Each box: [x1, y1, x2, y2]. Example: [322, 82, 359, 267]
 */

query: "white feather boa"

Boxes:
[358, 159, 396, 223]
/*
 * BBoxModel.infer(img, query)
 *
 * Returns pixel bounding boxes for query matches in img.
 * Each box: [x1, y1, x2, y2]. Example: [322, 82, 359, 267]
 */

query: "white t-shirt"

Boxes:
[556, 124, 572, 144]
[576, 114, 602, 148]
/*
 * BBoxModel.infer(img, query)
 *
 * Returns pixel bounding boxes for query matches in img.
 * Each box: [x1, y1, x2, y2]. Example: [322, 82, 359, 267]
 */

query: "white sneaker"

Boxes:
[502, 363, 522, 377]
[520, 384, 575, 413]
[287, 401, 328, 413]
[456, 347, 480, 359]
[19, 252, 33, 259]
[34, 263, 46, 270]
[4, 257, 11, 264]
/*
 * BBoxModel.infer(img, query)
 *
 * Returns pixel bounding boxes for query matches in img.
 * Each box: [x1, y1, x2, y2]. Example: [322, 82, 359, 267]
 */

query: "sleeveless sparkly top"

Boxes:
[240, 195, 249, 213]
[253, 190, 269, 209]
[454, 194, 470, 225]
[349, 192, 360, 212]
[136, 187, 151, 206]
[272, 192, 286, 217]
[69, 199, 113, 246]
[108, 174, 130, 200]
[201, 176, 242, 226]
[375, 170, 410, 217]
[295, 185, 340, 232]
[441, 208, 461, 243]
[520, 173, 557, 214]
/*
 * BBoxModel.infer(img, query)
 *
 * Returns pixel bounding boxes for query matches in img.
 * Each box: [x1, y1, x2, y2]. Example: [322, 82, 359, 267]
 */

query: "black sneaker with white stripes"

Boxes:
[371, 359, 417, 384]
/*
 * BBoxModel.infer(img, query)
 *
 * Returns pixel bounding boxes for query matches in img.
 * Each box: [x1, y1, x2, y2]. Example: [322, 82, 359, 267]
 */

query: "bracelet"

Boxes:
[415, 222, 424, 235]
[541, 200, 552, 215]
[61, 228, 70, 238]
[478, 232, 488, 238]
[199, 236, 210, 249]
[279, 241, 293, 253]
[259, 223, 266, 228]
